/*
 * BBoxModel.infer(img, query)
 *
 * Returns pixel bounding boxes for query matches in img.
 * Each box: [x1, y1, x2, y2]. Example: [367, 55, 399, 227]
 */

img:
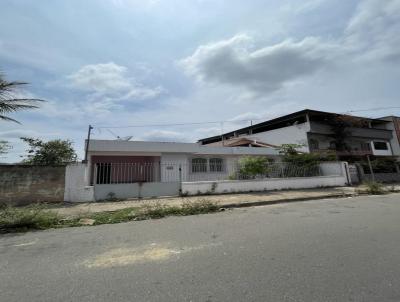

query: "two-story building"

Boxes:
[198, 109, 399, 161]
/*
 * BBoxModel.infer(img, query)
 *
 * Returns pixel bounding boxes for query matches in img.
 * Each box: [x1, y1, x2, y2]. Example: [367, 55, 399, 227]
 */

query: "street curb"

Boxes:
[220, 192, 358, 209]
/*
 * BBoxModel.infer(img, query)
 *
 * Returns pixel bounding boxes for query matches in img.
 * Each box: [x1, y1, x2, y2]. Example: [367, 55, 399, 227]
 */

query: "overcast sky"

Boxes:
[1, 0, 400, 162]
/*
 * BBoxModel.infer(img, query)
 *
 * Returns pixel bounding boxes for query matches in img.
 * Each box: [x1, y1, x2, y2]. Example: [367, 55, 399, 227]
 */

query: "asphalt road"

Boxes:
[1, 194, 400, 302]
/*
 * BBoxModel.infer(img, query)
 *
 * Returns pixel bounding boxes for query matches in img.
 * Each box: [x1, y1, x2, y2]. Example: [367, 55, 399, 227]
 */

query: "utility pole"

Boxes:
[366, 154, 375, 182]
[221, 122, 224, 146]
[83, 125, 93, 163]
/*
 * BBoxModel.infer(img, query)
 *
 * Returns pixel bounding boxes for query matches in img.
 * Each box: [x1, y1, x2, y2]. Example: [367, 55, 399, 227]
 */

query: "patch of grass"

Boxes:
[0, 205, 60, 232]
[87, 208, 139, 224]
[363, 181, 385, 195]
[136, 199, 219, 220]
[0, 200, 220, 233]
[181, 199, 219, 215]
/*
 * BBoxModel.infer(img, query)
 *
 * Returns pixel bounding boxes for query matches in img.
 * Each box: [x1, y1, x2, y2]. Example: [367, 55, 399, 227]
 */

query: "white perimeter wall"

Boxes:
[64, 160, 350, 201]
[94, 182, 180, 200]
[64, 163, 94, 202]
[182, 161, 349, 195]
[182, 176, 347, 196]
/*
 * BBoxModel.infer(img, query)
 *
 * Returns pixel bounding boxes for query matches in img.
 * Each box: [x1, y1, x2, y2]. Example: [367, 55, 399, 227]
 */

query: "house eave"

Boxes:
[87, 139, 280, 156]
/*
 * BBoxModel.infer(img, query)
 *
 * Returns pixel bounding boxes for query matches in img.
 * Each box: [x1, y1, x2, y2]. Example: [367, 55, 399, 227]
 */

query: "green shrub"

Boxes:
[227, 173, 237, 180]
[277, 144, 321, 177]
[363, 181, 385, 195]
[238, 156, 270, 179]
[0, 205, 59, 232]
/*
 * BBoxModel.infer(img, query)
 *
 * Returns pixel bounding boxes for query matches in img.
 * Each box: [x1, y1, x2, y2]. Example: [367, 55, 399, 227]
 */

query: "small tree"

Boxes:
[326, 115, 367, 151]
[20, 137, 77, 166]
[238, 156, 270, 179]
[278, 143, 336, 163]
[277, 144, 303, 156]
[278, 144, 321, 177]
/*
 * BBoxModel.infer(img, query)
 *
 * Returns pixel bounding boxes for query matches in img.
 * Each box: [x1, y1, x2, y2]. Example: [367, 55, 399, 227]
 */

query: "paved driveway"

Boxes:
[1, 194, 400, 302]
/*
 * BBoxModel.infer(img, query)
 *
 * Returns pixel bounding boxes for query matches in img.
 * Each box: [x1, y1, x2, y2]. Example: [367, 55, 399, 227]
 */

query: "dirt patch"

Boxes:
[83, 242, 221, 268]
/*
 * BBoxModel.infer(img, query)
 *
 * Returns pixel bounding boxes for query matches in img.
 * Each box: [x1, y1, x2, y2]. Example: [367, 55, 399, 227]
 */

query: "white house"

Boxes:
[86, 139, 280, 184]
[64, 139, 350, 202]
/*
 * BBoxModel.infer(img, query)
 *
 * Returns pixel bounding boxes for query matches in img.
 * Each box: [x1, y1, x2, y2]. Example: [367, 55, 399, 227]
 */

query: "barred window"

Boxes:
[191, 158, 207, 173]
[209, 158, 224, 172]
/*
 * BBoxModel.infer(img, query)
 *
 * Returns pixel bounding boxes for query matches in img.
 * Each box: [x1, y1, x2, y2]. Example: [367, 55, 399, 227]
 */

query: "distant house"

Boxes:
[378, 115, 400, 159]
[86, 140, 279, 184]
[198, 109, 400, 161]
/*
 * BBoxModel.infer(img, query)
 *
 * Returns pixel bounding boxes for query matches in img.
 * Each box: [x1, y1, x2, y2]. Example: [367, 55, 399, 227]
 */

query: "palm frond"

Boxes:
[0, 73, 45, 123]
[0, 115, 21, 124]
[0, 103, 39, 113]
[0, 81, 28, 91]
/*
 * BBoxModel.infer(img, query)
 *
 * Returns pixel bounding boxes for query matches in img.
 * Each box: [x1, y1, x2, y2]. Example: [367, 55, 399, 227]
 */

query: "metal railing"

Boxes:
[233, 162, 322, 180]
[94, 162, 162, 184]
[93, 161, 342, 185]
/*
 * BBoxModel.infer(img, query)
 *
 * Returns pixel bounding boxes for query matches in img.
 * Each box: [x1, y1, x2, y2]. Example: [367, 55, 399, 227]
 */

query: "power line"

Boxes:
[94, 119, 264, 129]
[344, 106, 400, 113]
[92, 106, 400, 130]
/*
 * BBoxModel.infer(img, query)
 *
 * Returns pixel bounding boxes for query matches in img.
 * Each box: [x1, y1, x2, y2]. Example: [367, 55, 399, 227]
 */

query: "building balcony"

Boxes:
[309, 122, 393, 140]
[311, 148, 373, 157]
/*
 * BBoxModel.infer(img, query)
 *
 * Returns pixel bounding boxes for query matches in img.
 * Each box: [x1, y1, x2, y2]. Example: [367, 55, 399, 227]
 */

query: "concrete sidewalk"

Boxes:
[50, 184, 400, 218]
[51, 186, 367, 218]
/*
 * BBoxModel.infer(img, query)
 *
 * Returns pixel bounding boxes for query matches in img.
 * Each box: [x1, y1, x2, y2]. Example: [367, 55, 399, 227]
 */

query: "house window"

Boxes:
[373, 141, 388, 150]
[209, 158, 224, 172]
[191, 158, 207, 173]
[329, 141, 337, 150]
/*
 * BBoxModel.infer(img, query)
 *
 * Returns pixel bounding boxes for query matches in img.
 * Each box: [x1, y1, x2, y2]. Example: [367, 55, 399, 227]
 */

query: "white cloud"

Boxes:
[226, 101, 302, 127]
[69, 63, 131, 93]
[138, 130, 189, 142]
[111, 0, 161, 9]
[193, 126, 222, 138]
[180, 0, 400, 97]
[0, 129, 58, 139]
[228, 112, 264, 123]
[180, 34, 333, 95]
[68, 62, 165, 102]
[344, 0, 400, 62]
[280, 0, 329, 14]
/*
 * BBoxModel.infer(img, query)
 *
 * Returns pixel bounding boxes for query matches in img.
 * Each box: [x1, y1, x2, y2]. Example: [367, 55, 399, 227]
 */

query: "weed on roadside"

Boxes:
[363, 181, 385, 195]
[0, 205, 60, 232]
[136, 199, 219, 220]
[0, 199, 220, 233]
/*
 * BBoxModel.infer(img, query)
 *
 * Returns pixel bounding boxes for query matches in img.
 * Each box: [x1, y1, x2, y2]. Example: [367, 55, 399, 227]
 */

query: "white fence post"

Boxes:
[64, 163, 94, 202]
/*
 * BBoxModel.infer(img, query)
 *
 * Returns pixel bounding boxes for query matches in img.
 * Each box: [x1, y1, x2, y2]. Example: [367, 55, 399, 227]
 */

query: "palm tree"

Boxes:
[0, 73, 44, 123]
